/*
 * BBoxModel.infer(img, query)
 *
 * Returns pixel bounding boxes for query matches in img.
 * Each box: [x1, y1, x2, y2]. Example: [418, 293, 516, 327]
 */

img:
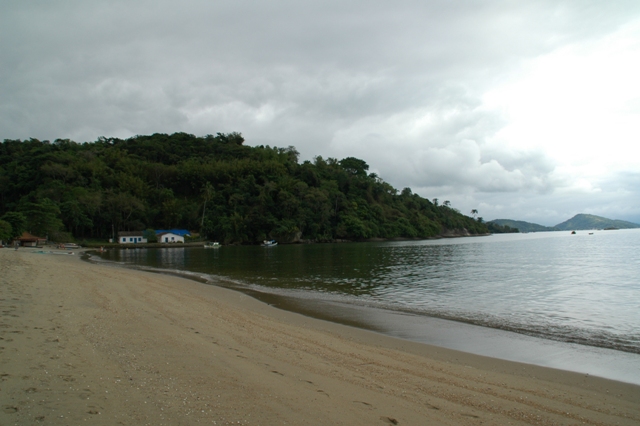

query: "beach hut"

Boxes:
[17, 231, 47, 247]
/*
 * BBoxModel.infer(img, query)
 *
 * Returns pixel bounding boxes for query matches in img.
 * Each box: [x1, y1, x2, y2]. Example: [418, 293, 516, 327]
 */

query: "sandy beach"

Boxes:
[1, 248, 639, 425]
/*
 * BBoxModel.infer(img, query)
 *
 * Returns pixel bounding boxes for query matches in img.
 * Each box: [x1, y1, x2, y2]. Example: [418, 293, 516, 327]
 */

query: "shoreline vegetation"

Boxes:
[2, 248, 639, 425]
[0, 133, 487, 247]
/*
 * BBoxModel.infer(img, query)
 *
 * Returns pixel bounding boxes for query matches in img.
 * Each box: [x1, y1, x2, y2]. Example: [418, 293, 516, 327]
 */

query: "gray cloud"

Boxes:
[2, 0, 640, 224]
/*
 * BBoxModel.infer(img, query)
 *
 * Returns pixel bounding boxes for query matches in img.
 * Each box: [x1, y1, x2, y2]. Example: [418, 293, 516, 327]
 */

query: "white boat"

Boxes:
[204, 242, 220, 248]
[262, 240, 278, 247]
[58, 243, 80, 249]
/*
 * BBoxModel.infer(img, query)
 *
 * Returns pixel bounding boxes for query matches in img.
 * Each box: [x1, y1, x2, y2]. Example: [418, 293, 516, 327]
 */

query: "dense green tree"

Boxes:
[339, 157, 369, 176]
[1, 212, 27, 238]
[143, 228, 158, 243]
[0, 219, 12, 242]
[200, 182, 215, 229]
[0, 133, 488, 243]
[17, 197, 63, 237]
[487, 222, 519, 233]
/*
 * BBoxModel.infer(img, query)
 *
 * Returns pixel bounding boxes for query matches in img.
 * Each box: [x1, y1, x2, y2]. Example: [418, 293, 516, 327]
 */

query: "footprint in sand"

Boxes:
[380, 416, 398, 425]
[461, 413, 480, 418]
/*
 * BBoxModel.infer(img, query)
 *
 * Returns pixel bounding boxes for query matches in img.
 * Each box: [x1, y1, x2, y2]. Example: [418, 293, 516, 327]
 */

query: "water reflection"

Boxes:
[116, 247, 189, 269]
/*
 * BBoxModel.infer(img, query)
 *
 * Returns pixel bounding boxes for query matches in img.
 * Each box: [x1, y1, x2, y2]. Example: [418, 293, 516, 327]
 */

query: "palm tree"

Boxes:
[471, 209, 478, 219]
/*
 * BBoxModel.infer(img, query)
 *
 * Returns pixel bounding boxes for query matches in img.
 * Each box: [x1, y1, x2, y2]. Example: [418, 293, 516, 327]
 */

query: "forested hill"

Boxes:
[488, 219, 557, 233]
[554, 214, 640, 231]
[0, 133, 487, 244]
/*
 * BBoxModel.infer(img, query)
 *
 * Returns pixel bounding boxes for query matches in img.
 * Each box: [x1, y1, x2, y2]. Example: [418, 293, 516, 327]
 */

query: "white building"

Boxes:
[118, 231, 147, 244]
[157, 232, 184, 243]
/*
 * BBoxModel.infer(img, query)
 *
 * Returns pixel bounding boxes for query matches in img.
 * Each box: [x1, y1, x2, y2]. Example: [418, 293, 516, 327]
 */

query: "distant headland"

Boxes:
[488, 214, 640, 233]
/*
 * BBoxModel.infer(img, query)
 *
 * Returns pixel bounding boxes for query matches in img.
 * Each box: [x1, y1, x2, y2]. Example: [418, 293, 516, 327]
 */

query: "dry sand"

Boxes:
[1, 248, 639, 425]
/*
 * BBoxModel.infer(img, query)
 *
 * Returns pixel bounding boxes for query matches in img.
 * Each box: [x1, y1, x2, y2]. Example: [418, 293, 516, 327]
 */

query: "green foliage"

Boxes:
[486, 222, 519, 233]
[339, 157, 369, 176]
[488, 219, 554, 233]
[0, 219, 12, 242]
[17, 197, 63, 237]
[49, 230, 75, 243]
[0, 133, 488, 243]
[0, 212, 27, 238]
[143, 229, 158, 243]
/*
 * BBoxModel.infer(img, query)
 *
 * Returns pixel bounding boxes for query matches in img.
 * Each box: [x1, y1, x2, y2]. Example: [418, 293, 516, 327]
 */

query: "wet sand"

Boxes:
[1, 248, 639, 425]
[253, 292, 640, 386]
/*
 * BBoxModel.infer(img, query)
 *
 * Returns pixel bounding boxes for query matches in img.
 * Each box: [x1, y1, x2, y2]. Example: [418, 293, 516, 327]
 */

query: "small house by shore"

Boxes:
[157, 232, 183, 243]
[17, 231, 47, 247]
[118, 231, 147, 244]
[156, 229, 190, 244]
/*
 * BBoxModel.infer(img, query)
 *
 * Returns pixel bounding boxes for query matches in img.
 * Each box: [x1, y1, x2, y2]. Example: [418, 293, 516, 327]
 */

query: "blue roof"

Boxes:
[155, 229, 191, 236]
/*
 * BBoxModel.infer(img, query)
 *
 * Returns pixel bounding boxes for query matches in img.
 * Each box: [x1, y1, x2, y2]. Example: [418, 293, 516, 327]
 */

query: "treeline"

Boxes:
[486, 222, 519, 234]
[0, 132, 487, 244]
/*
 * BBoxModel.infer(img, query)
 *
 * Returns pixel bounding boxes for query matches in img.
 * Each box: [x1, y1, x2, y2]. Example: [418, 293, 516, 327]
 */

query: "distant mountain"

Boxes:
[554, 214, 640, 231]
[487, 219, 556, 233]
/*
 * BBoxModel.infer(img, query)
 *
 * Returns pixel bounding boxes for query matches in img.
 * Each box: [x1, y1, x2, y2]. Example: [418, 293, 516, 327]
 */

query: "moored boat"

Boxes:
[58, 243, 80, 249]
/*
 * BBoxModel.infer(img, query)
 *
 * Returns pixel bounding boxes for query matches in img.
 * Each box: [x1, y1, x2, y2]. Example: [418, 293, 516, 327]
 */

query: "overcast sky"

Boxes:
[2, 1, 640, 226]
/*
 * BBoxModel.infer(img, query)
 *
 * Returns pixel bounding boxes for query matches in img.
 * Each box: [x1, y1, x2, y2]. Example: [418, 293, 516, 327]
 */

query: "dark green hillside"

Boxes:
[554, 214, 640, 231]
[486, 221, 519, 233]
[0, 133, 487, 244]
[488, 219, 556, 233]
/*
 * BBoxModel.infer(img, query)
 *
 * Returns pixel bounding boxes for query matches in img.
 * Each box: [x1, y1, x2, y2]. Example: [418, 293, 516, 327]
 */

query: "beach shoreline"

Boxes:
[85, 247, 640, 386]
[234, 287, 640, 386]
[1, 248, 639, 425]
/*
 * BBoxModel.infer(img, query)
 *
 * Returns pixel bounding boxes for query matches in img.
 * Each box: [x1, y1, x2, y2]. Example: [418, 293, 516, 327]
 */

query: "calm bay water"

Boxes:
[95, 229, 640, 357]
